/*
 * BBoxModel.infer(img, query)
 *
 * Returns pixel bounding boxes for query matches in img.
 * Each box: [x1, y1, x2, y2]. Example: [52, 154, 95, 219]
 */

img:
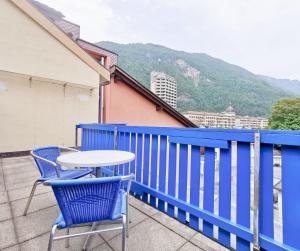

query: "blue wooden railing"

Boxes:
[77, 123, 300, 251]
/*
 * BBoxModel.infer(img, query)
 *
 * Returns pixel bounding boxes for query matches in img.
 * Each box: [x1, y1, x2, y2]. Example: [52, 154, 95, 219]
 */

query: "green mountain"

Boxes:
[258, 75, 300, 96]
[97, 41, 292, 117]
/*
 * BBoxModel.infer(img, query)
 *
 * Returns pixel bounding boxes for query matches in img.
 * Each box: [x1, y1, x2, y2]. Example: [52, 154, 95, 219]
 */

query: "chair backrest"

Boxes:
[32, 146, 62, 179]
[46, 177, 123, 227]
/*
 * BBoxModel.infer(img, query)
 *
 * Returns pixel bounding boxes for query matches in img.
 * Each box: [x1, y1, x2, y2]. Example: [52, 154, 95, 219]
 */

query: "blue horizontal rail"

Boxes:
[78, 123, 300, 251]
[169, 136, 229, 149]
[260, 133, 300, 146]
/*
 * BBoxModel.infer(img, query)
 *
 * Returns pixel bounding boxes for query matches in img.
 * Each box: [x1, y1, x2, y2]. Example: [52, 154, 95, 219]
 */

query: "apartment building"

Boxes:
[150, 72, 177, 109]
[183, 105, 268, 129]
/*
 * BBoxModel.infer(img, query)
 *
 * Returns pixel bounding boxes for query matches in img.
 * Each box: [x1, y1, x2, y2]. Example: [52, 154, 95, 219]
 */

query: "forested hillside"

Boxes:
[98, 41, 292, 116]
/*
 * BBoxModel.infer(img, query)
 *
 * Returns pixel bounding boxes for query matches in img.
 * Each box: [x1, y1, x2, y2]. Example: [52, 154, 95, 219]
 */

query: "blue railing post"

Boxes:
[113, 126, 118, 175]
[253, 132, 260, 251]
[75, 126, 78, 147]
[113, 126, 118, 150]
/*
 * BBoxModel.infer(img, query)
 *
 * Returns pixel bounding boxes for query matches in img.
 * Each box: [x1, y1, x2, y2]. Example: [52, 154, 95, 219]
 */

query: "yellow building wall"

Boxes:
[0, 1, 102, 152]
[0, 72, 98, 152]
[0, 0, 99, 88]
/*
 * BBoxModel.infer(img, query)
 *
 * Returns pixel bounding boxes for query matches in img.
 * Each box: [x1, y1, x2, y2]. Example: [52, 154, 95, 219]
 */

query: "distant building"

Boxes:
[183, 105, 268, 129]
[151, 72, 177, 109]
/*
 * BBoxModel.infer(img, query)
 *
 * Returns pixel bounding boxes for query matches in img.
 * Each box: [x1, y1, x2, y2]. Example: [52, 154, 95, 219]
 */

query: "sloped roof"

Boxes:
[10, 0, 110, 81]
[111, 66, 197, 128]
[30, 0, 64, 21]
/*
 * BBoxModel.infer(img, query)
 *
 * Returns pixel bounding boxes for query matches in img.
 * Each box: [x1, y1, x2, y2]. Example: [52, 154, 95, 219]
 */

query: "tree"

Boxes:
[268, 98, 300, 130]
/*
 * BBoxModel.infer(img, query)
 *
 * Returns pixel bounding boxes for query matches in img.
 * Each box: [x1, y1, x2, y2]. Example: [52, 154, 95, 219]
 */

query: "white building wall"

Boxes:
[0, 0, 100, 88]
[0, 1, 101, 152]
[0, 71, 98, 152]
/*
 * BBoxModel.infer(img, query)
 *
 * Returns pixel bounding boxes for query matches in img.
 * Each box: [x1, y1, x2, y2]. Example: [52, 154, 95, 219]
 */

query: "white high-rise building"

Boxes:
[151, 71, 177, 109]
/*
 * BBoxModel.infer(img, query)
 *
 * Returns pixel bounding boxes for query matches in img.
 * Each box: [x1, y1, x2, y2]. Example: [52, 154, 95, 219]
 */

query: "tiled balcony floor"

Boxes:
[0, 156, 228, 251]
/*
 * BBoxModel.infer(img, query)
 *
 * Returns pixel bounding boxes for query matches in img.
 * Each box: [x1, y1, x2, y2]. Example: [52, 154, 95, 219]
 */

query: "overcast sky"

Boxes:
[39, 0, 300, 80]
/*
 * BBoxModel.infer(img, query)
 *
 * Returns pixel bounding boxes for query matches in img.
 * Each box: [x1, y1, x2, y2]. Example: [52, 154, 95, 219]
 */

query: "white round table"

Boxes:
[57, 150, 135, 177]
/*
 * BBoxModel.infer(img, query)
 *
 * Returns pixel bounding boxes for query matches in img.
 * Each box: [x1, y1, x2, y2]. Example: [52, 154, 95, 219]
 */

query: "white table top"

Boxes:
[57, 150, 135, 168]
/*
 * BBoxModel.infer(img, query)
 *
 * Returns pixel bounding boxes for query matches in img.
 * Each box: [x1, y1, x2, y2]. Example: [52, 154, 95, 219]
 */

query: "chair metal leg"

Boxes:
[23, 180, 41, 216]
[65, 228, 70, 248]
[122, 215, 126, 251]
[48, 224, 58, 251]
[126, 195, 129, 238]
[82, 222, 97, 251]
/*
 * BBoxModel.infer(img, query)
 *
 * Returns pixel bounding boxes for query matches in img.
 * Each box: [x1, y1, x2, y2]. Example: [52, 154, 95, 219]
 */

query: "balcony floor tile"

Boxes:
[108, 218, 186, 251]
[152, 212, 197, 240]
[179, 241, 204, 251]
[0, 219, 18, 250]
[1, 155, 230, 251]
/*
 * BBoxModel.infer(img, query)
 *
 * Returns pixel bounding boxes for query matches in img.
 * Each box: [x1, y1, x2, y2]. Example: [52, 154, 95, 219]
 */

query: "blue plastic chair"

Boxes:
[23, 146, 94, 216]
[45, 174, 134, 251]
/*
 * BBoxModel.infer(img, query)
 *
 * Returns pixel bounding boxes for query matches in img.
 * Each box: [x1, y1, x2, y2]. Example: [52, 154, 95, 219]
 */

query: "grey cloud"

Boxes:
[39, 0, 300, 79]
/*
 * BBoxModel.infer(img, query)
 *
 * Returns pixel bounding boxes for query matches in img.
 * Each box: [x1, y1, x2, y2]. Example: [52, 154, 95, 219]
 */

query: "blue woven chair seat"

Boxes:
[54, 189, 126, 229]
[32, 147, 94, 180]
[47, 177, 129, 228]
[112, 189, 126, 220]
[46, 175, 134, 251]
[54, 214, 66, 229]
[38, 168, 93, 181]
[23, 147, 94, 217]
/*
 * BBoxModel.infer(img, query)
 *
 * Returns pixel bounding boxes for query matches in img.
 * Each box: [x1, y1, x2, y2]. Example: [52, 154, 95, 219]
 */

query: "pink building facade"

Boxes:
[103, 67, 193, 127]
